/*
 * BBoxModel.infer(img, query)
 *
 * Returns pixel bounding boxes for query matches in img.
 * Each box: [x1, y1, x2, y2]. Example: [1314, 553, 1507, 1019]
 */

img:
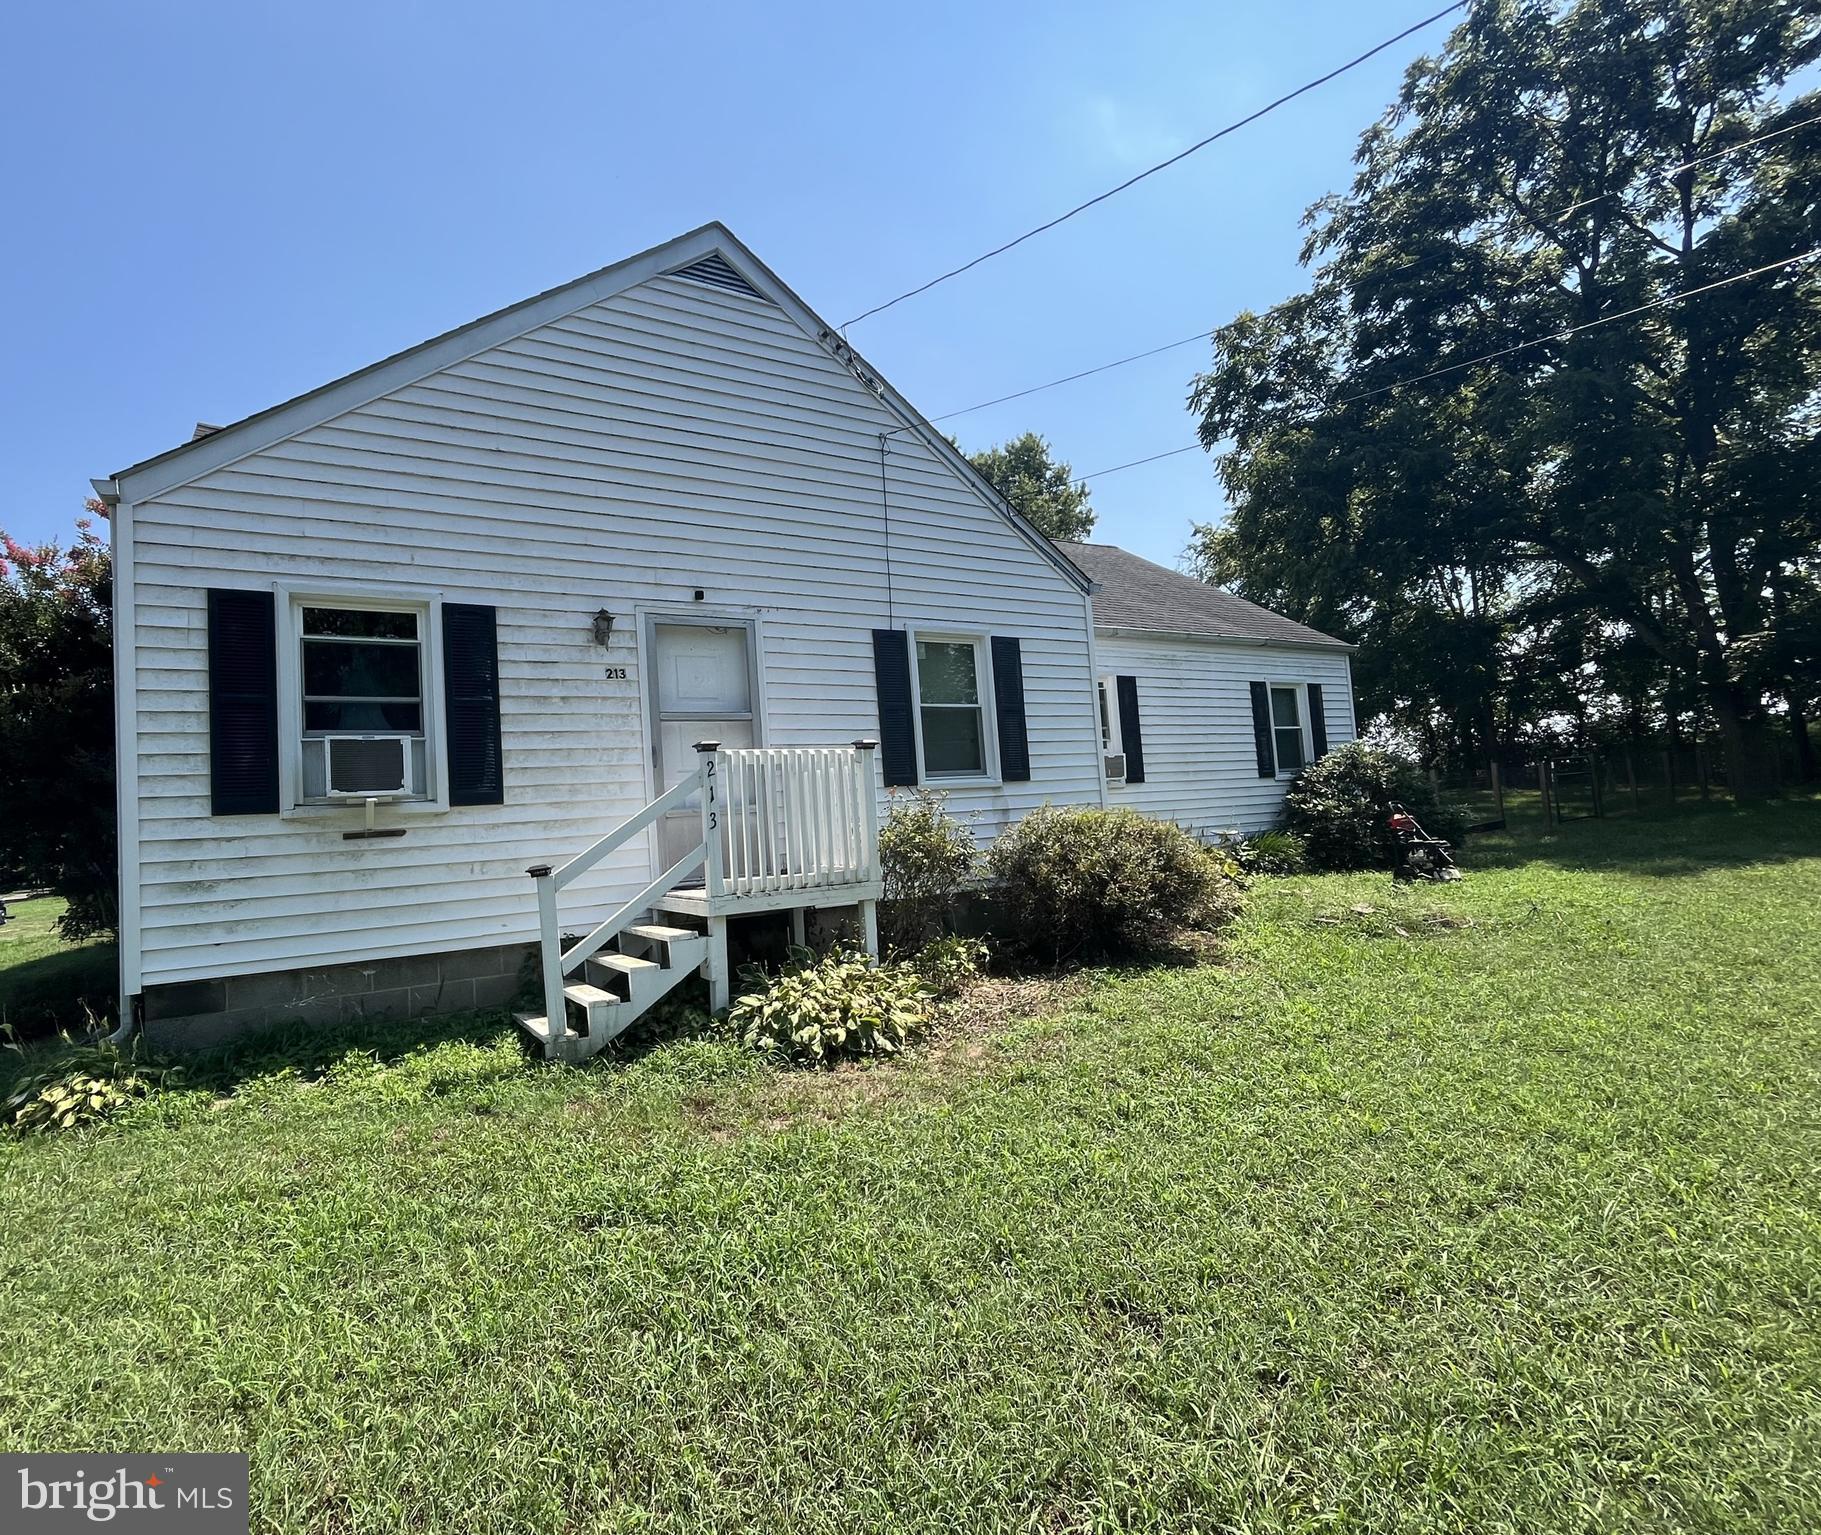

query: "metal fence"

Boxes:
[1429, 735, 1812, 831]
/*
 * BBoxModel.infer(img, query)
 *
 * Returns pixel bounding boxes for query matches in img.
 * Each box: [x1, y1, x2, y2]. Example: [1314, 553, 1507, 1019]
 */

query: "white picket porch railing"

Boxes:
[525, 740, 881, 1035]
[718, 745, 880, 896]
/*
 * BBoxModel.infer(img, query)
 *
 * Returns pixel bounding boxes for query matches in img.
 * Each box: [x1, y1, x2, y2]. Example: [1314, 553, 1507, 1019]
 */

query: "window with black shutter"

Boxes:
[1114, 675, 1145, 784]
[871, 629, 918, 787]
[443, 604, 503, 806]
[207, 589, 280, 815]
[988, 636, 1030, 783]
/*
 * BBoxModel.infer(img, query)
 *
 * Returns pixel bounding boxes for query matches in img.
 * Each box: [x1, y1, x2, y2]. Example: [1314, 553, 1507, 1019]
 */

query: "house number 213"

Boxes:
[602, 666, 627, 679]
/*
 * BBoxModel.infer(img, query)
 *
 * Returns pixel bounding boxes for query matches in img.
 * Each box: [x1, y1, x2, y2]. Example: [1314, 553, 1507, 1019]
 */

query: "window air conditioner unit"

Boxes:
[324, 735, 411, 798]
[1104, 752, 1127, 782]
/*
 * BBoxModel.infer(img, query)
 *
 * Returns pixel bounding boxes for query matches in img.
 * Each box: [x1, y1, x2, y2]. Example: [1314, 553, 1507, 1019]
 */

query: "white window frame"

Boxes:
[1098, 675, 1128, 785]
[907, 630, 998, 786]
[274, 583, 451, 817]
[1267, 681, 1314, 779]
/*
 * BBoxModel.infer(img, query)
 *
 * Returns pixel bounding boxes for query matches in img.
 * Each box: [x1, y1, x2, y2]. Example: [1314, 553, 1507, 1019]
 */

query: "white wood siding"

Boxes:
[1096, 633, 1357, 839]
[123, 273, 1101, 987]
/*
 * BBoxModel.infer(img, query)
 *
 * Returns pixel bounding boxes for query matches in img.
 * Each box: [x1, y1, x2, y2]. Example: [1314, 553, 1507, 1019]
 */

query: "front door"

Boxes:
[650, 620, 755, 869]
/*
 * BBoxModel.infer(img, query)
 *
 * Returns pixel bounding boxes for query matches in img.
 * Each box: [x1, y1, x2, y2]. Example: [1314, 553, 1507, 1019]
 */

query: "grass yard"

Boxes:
[1, 798, 1818, 1532]
[0, 893, 116, 1035]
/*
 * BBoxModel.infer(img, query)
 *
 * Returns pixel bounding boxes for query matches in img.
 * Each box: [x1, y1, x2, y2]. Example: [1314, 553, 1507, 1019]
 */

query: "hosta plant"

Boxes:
[911, 935, 989, 999]
[730, 947, 933, 1068]
[3, 1026, 178, 1135]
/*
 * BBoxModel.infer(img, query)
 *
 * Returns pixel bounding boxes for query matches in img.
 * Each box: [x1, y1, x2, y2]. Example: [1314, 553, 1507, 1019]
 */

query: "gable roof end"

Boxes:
[99, 223, 1091, 593]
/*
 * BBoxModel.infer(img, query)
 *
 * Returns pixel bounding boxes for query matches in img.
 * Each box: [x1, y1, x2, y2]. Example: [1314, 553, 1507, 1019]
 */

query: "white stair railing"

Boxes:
[526, 760, 708, 1031]
[526, 739, 880, 1030]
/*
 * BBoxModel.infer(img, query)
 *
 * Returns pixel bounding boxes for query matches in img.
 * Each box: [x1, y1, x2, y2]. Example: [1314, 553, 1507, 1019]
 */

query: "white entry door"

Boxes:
[650, 621, 755, 868]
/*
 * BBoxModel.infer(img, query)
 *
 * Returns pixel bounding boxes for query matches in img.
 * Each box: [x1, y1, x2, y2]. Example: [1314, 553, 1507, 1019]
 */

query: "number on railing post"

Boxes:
[694, 741, 724, 899]
[527, 863, 566, 1033]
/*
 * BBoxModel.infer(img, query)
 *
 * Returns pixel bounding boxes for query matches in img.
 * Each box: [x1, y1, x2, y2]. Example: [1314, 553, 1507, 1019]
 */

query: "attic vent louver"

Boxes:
[672, 253, 767, 300]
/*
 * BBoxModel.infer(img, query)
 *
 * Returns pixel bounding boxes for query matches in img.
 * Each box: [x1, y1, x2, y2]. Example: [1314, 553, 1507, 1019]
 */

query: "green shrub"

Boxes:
[985, 806, 1241, 965]
[911, 935, 989, 999]
[1238, 829, 1308, 876]
[3, 1025, 177, 1135]
[1283, 742, 1467, 872]
[730, 947, 932, 1068]
[878, 791, 977, 954]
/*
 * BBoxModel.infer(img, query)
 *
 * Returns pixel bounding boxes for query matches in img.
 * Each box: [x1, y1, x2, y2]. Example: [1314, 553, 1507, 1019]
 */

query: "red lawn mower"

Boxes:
[1388, 803, 1461, 883]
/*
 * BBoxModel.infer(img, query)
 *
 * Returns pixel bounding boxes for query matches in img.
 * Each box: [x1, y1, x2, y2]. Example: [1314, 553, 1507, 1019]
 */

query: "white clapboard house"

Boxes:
[1062, 543, 1358, 843]
[94, 224, 1353, 1058]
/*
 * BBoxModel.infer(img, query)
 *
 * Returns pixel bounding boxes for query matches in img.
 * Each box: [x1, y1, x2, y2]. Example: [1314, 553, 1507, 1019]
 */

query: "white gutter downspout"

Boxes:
[90, 476, 137, 1050]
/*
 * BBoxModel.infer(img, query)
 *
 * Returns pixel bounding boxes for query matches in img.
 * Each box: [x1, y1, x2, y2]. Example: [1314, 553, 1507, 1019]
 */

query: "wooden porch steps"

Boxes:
[513, 918, 709, 1064]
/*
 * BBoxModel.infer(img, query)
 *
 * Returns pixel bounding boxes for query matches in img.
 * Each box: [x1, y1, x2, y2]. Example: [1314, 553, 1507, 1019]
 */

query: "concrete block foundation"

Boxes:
[140, 942, 535, 1051]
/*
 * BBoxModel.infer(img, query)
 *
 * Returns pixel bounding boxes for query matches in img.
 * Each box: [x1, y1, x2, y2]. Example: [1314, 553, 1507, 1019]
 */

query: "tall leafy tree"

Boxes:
[967, 432, 1096, 542]
[0, 511, 115, 937]
[1191, 0, 1821, 794]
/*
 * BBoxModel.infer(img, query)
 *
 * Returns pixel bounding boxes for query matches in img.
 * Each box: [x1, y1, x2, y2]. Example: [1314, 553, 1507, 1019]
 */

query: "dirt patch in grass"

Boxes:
[676, 972, 1094, 1140]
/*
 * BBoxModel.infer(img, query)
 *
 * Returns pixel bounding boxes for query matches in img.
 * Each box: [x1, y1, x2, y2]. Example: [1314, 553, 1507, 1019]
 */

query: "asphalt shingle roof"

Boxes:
[1059, 541, 1350, 650]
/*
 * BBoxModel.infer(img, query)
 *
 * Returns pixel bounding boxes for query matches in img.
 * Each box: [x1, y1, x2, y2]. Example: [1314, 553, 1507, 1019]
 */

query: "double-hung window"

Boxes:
[298, 604, 429, 799]
[915, 638, 987, 779]
[1270, 684, 1307, 775]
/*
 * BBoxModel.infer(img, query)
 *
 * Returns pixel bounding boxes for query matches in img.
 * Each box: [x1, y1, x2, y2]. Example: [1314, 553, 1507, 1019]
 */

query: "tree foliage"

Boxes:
[0, 511, 116, 937]
[967, 432, 1096, 542]
[1190, 0, 1821, 792]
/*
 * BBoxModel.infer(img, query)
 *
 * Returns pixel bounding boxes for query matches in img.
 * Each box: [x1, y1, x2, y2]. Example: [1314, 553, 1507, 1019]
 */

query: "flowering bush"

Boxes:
[0, 509, 116, 938]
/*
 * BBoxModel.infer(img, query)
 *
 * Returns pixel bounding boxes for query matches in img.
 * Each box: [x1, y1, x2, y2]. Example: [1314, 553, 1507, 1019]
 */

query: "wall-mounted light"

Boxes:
[591, 609, 616, 646]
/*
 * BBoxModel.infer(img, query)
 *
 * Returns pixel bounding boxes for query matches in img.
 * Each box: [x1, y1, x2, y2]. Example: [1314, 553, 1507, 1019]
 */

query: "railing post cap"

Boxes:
[527, 863, 552, 878]
[692, 739, 721, 753]
[852, 738, 878, 751]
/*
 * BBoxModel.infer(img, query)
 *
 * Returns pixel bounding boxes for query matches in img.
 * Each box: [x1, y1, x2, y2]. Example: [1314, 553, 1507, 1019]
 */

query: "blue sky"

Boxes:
[2, 1, 1453, 565]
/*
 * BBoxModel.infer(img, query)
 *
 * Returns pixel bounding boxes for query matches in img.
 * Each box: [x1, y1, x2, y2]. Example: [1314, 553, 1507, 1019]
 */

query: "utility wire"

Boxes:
[1335, 247, 1821, 403]
[841, 2, 1470, 328]
[929, 110, 1821, 428]
[928, 331, 1210, 422]
[1071, 247, 1821, 482]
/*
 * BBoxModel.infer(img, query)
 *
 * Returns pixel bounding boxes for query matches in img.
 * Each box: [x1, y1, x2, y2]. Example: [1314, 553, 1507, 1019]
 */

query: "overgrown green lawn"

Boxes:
[2, 800, 1817, 1532]
[0, 894, 116, 1034]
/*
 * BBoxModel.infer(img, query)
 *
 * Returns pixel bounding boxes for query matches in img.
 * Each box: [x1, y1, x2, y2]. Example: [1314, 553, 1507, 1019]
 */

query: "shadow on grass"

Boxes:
[1462, 791, 1821, 878]
[0, 943, 118, 1037]
[172, 1006, 530, 1096]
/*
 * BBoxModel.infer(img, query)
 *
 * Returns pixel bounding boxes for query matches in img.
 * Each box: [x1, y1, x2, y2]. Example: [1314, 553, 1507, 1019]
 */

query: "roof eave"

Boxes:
[1096, 622, 1357, 654]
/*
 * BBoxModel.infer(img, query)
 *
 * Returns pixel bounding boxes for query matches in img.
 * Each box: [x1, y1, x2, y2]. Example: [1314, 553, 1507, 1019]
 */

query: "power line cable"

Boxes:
[1071, 247, 1821, 482]
[928, 331, 1210, 422]
[929, 110, 1821, 428]
[1335, 247, 1821, 403]
[841, 2, 1471, 329]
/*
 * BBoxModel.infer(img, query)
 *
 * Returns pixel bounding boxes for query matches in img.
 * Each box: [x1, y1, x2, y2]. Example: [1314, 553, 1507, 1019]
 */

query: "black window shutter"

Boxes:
[207, 588, 280, 815]
[1115, 675, 1145, 784]
[1248, 680, 1275, 778]
[989, 636, 1031, 782]
[871, 629, 918, 787]
[1308, 683, 1329, 759]
[443, 604, 504, 806]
